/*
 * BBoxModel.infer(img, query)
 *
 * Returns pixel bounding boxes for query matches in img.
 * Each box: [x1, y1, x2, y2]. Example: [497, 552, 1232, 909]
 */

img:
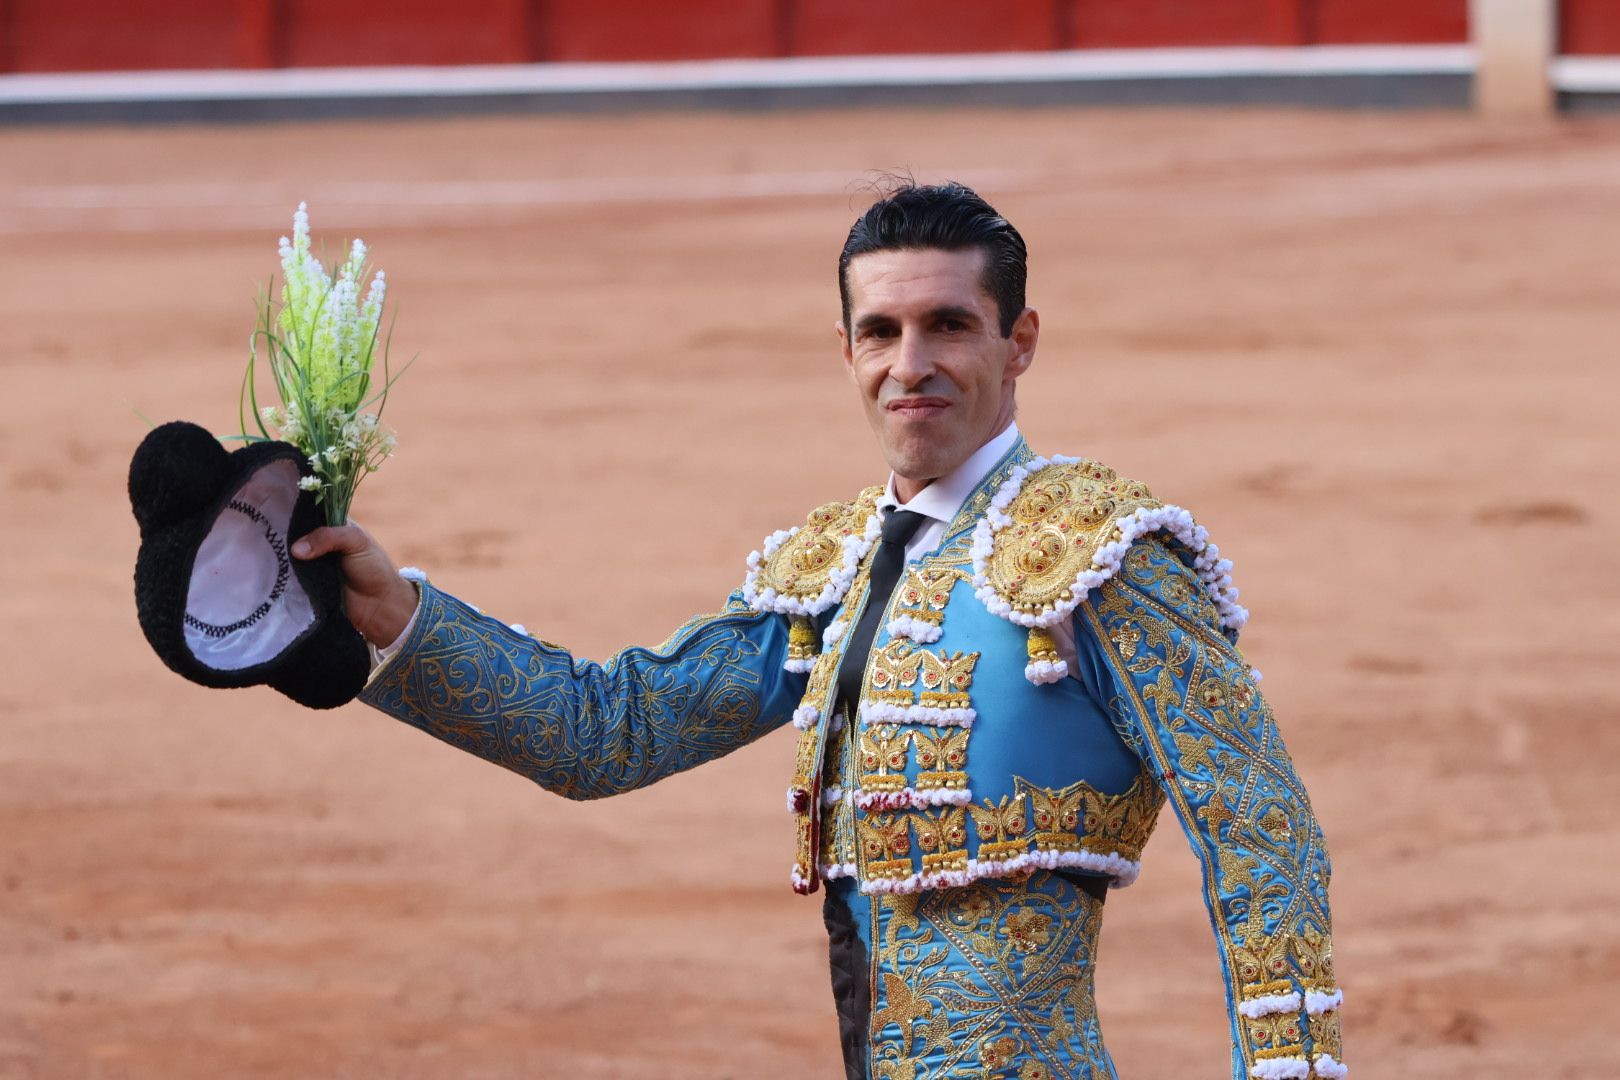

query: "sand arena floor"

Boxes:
[1, 105, 1616, 1078]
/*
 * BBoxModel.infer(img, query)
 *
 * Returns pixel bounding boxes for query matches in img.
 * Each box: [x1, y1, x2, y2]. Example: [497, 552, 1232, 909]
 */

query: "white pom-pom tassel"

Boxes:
[1024, 659, 1069, 685]
[1248, 1058, 1310, 1080]
[1312, 1054, 1348, 1079]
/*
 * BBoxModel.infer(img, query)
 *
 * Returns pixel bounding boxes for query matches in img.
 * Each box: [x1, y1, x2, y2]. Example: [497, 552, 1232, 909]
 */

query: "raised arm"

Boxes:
[1076, 538, 1344, 1080]
[295, 523, 804, 800]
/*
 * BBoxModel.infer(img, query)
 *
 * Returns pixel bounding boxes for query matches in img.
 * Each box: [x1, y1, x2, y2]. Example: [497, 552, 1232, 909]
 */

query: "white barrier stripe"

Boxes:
[0, 45, 1475, 106]
[1553, 56, 1620, 93]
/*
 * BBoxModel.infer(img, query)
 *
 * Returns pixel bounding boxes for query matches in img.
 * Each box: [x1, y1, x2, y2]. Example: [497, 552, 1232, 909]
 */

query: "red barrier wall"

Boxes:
[280, 0, 530, 68]
[546, 0, 781, 62]
[15, 0, 1617, 76]
[1561, 0, 1620, 55]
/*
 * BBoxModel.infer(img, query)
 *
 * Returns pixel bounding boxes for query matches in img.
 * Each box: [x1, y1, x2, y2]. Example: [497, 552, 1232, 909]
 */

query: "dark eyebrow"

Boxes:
[854, 312, 898, 334]
[855, 306, 980, 334]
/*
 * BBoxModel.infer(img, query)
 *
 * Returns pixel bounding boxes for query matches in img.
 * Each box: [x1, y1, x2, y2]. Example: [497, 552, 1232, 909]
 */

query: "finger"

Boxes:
[292, 524, 369, 560]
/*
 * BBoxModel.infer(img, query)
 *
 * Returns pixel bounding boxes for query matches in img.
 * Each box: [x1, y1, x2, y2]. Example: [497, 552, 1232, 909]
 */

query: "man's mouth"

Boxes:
[886, 397, 951, 419]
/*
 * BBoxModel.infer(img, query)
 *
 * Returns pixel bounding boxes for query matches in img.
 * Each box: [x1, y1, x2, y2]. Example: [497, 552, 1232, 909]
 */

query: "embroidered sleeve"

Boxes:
[359, 581, 804, 800]
[1078, 539, 1343, 1080]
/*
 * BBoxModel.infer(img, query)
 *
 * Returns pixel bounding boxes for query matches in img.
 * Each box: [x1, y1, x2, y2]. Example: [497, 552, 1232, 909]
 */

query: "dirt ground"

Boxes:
[1, 103, 1617, 1078]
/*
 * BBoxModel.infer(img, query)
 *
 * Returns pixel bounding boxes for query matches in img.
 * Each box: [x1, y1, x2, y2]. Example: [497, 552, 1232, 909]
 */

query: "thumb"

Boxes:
[292, 524, 368, 560]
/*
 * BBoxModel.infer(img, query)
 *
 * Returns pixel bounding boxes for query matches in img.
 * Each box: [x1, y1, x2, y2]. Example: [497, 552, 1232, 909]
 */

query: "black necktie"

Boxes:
[835, 509, 928, 719]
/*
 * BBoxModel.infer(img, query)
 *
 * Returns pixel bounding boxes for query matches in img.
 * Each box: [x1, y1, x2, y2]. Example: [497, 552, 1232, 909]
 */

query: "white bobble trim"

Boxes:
[398, 566, 427, 582]
[791, 705, 820, 731]
[1304, 988, 1343, 1015]
[1312, 1054, 1348, 1079]
[783, 657, 816, 674]
[885, 615, 942, 643]
[744, 511, 881, 617]
[1248, 1058, 1310, 1080]
[1024, 659, 1069, 685]
[1239, 991, 1302, 1019]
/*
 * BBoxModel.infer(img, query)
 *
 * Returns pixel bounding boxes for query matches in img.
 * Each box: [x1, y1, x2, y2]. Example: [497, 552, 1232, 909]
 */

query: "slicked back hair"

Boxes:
[839, 181, 1028, 338]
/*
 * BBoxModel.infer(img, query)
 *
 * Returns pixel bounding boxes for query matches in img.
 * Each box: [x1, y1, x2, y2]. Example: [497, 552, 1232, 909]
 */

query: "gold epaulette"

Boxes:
[744, 487, 883, 669]
[970, 455, 1243, 683]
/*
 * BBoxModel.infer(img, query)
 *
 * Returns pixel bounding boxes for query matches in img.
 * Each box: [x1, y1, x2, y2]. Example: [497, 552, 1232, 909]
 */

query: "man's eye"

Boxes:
[939, 320, 966, 333]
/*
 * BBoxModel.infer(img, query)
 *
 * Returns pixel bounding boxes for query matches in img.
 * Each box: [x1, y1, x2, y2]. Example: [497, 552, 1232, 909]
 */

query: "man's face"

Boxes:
[838, 247, 1038, 499]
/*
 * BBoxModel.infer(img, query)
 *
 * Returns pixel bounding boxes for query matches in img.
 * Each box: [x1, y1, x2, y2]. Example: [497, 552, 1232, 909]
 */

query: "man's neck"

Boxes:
[894, 474, 933, 503]
[886, 422, 1022, 514]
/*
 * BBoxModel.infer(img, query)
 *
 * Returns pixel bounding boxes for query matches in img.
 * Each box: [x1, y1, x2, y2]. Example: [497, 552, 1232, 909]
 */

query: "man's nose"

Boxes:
[889, 329, 937, 388]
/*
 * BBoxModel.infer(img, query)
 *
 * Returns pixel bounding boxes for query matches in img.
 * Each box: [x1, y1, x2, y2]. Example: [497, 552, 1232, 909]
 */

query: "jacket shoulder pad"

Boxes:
[971, 455, 1246, 634]
[744, 487, 884, 616]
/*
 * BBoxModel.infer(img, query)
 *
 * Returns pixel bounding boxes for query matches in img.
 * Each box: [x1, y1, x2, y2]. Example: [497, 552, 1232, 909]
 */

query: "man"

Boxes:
[294, 183, 1343, 1080]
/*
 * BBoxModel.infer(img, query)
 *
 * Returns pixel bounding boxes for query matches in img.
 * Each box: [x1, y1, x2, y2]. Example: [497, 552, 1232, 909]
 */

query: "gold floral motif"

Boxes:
[1078, 773, 1162, 864]
[859, 725, 912, 791]
[868, 640, 926, 707]
[859, 813, 914, 881]
[971, 795, 1030, 865]
[753, 487, 882, 606]
[868, 871, 1113, 1079]
[1081, 537, 1339, 1073]
[1021, 780, 1086, 855]
[913, 807, 969, 875]
[981, 461, 1157, 617]
[1294, 926, 1335, 990]
[917, 649, 980, 710]
[1309, 1010, 1343, 1061]
[1005, 910, 1054, 953]
[913, 727, 970, 792]
[894, 566, 962, 627]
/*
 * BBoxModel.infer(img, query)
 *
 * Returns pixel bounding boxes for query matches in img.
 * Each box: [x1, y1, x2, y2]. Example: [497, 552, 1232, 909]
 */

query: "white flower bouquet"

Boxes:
[242, 203, 407, 526]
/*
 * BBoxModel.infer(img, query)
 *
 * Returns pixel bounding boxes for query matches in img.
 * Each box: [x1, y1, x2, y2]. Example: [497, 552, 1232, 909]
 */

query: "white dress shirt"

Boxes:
[877, 423, 1080, 679]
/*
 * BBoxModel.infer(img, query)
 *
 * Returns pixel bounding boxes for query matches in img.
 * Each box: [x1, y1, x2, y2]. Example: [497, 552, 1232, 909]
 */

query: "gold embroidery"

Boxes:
[1026, 624, 1063, 667]
[971, 795, 1029, 865]
[912, 727, 970, 793]
[1022, 780, 1085, 855]
[1081, 542, 1339, 1072]
[868, 871, 1112, 1078]
[893, 566, 961, 628]
[858, 725, 911, 793]
[917, 648, 979, 710]
[980, 460, 1157, 619]
[786, 614, 818, 665]
[859, 813, 913, 882]
[1079, 772, 1161, 864]
[912, 806, 969, 875]
[752, 487, 882, 608]
[868, 640, 925, 707]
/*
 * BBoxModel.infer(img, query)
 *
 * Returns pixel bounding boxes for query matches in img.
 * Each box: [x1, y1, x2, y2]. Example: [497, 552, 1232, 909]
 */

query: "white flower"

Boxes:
[297, 475, 321, 492]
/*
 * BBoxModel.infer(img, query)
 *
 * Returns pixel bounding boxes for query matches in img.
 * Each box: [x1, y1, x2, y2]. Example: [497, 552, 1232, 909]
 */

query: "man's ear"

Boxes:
[1006, 307, 1039, 379]
[836, 319, 856, 381]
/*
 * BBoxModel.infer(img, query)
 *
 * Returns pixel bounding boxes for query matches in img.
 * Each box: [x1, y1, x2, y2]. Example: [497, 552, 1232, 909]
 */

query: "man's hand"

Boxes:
[292, 522, 418, 647]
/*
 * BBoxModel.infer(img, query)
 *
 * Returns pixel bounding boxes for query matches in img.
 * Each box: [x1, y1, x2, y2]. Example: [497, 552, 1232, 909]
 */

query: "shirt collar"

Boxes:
[880, 422, 1022, 526]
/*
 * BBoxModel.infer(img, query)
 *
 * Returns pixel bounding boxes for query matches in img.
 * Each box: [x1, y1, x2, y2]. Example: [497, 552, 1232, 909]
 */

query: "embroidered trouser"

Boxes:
[826, 870, 1117, 1080]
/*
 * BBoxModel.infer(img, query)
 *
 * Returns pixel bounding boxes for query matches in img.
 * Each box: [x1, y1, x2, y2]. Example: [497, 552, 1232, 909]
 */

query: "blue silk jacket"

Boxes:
[361, 437, 1343, 1080]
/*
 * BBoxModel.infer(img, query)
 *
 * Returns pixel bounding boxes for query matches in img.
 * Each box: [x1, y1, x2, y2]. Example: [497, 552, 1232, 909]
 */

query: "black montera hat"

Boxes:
[128, 420, 369, 709]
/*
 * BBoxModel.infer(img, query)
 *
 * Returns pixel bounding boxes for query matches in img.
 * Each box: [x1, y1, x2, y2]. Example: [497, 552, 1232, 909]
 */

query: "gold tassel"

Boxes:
[788, 615, 818, 664]
[1027, 625, 1061, 665]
